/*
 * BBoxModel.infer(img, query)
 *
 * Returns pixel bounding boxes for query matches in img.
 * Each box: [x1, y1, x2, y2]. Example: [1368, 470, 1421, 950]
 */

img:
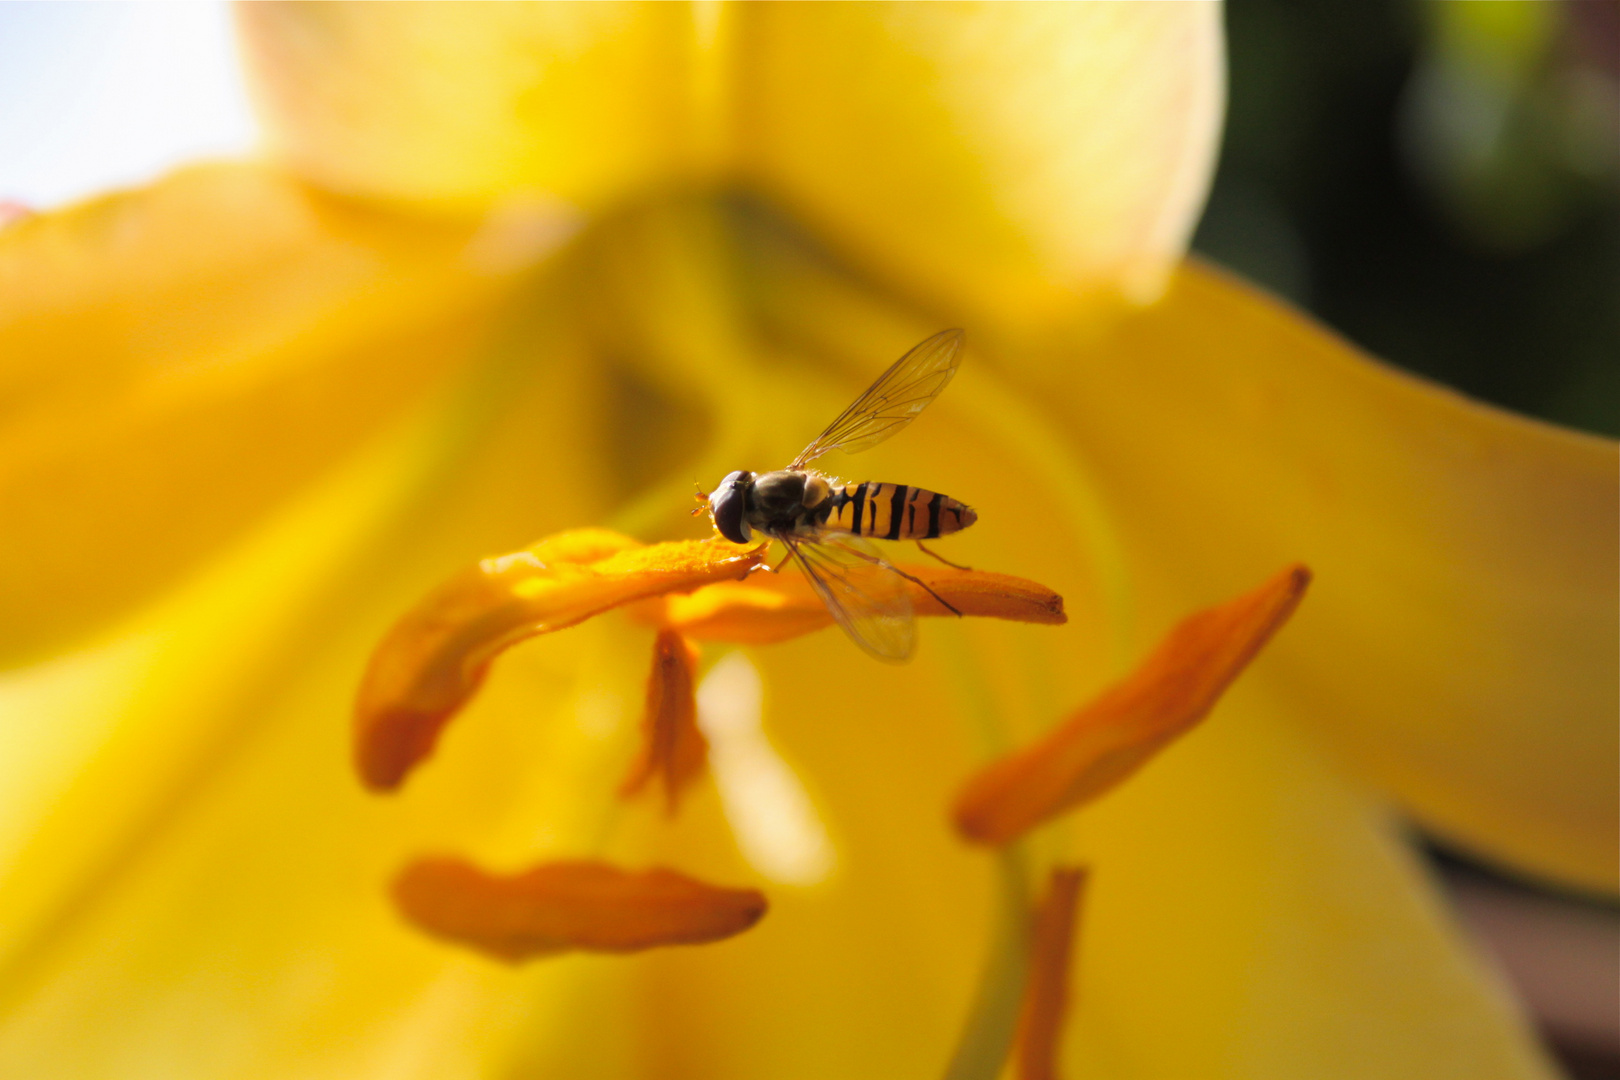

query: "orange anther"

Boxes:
[644, 564, 1066, 645]
[955, 565, 1311, 844]
[619, 630, 707, 814]
[392, 857, 768, 963]
[353, 532, 763, 791]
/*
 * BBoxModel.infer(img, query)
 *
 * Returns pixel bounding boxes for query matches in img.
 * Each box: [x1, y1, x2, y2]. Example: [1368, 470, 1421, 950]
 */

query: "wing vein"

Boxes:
[784, 535, 915, 662]
[789, 328, 964, 469]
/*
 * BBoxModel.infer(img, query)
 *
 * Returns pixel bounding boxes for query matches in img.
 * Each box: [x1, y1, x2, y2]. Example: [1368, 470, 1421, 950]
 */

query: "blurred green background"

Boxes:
[1194, 0, 1618, 437]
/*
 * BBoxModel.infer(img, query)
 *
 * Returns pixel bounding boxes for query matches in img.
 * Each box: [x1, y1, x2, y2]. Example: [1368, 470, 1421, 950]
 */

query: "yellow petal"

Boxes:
[355, 533, 763, 791]
[0, 374, 651, 1076]
[745, 2, 1224, 330]
[392, 857, 766, 962]
[0, 162, 535, 667]
[0, 197, 1574, 1077]
[955, 565, 1310, 844]
[239, 3, 1221, 332]
[1060, 700, 1561, 1079]
[1038, 263, 1619, 894]
[237, 2, 714, 213]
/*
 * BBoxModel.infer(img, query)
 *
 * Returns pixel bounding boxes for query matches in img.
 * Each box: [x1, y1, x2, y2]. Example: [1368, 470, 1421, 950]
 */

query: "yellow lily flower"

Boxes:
[0, 4, 1613, 1078]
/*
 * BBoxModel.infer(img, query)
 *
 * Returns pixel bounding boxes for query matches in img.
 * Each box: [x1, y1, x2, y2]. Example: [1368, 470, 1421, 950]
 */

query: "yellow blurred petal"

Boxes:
[355, 534, 762, 791]
[0, 162, 537, 667]
[1049, 263, 1619, 893]
[0, 344, 640, 1076]
[1062, 699, 1561, 1079]
[239, 3, 1221, 332]
[238, 1, 714, 213]
[0, 405, 478, 1072]
[745, 2, 1224, 331]
[0, 192, 1582, 1077]
[0, 263, 1569, 1075]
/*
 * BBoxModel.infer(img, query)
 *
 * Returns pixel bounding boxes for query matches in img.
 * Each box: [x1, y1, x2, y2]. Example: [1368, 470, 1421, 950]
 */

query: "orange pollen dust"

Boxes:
[954, 564, 1311, 845]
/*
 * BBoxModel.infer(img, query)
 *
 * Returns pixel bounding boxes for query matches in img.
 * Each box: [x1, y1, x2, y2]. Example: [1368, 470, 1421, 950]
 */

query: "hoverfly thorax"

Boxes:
[750, 471, 810, 518]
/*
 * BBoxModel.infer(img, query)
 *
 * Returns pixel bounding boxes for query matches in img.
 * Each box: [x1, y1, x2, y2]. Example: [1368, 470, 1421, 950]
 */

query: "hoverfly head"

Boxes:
[708, 470, 754, 544]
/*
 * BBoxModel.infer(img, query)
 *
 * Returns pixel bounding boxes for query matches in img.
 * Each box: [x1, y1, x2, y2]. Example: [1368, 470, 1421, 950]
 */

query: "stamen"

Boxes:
[619, 631, 708, 814]
[354, 532, 763, 792]
[954, 565, 1311, 844]
[392, 857, 767, 963]
[1014, 867, 1089, 1080]
[641, 565, 1066, 645]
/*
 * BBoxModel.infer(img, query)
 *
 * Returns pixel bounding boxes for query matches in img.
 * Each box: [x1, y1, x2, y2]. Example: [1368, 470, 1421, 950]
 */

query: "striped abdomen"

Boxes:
[813, 481, 977, 541]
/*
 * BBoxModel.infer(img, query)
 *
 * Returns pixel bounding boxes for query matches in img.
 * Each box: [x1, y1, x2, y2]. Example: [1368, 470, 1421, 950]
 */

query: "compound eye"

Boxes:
[710, 472, 752, 544]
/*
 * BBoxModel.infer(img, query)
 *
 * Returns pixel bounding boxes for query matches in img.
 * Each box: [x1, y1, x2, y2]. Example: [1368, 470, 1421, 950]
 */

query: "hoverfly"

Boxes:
[699, 328, 975, 663]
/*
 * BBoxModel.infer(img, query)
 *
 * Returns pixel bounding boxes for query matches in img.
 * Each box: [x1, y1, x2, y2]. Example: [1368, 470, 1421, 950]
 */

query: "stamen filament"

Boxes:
[942, 849, 1034, 1080]
[1015, 867, 1089, 1080]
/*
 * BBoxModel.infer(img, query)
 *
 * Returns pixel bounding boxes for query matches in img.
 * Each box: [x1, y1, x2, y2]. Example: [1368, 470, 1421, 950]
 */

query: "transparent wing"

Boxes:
[789, 328, 964, 470]
[784, 534, 916, 663]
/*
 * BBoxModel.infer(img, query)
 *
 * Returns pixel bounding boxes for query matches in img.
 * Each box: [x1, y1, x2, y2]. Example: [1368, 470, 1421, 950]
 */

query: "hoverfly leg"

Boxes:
[896, 567, 962, 616]
[915, 540, 971, 571]
[841, 544, 964, 617]
[748, 542, 791, 575]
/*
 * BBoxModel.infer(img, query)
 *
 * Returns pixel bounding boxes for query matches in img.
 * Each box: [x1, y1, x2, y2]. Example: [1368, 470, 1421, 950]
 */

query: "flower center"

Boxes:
[355, 523, 1309, 1073]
